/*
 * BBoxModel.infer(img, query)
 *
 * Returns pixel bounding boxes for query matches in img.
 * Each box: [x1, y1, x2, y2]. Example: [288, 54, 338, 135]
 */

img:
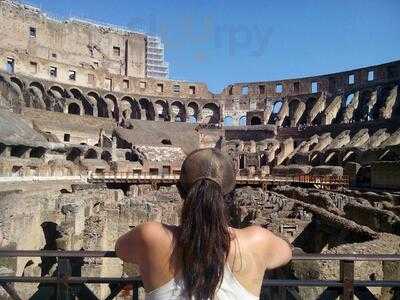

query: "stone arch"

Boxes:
[10, 77, 24, 95]
[324, 151, 340, 166]
[343, 150, 358, 163]
[48, 85, 65, 99]
[354, 90, 374, 122]
[139, 98, 155, 121]
[48, 85, 65, 112]
[202, 103, 220, 124]
[120, 96, 141, 120]
[67, 102, 81, 115]
[171, 101, 186, 122]
[101, 150, 112, 162]
[250, 116, 262, 125]
[154, 100, 170, 121]
[239, 116, 247, 126]
[223, 115, 234, 126]
[28, 82, 46, 110]
[268, 99, 283, 124]
[70, 88, 94, 116]
[104, 94, 119, 121]
[88, 91, 108, 118]
[84, 148, 98, 159]
[288, 98, 305, 127]
[345, 93, 355, 107]
[66, 148, 82, 161]
[378, 149, 400, 161]
[187, 102, 200, 123]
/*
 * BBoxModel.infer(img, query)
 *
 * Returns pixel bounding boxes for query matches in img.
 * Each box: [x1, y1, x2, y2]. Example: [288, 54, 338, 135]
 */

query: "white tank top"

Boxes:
[145, 265, 259, 300]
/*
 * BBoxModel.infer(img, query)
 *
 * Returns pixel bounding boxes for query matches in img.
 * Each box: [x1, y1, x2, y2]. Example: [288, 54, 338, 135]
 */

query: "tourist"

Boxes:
[115, 148, 292, 299]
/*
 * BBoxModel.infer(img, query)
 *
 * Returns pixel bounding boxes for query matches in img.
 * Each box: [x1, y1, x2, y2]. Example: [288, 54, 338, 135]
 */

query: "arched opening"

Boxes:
[84, 149, 98, 159]
[187, 102, 200, 123]
[171, 101, 186, 122]
[239, 116, 247, 126]
[223, 116, 234, 126]
[345, 94, 354, 107]
[250, 116, 262, 125]
[343, 151, 357, 163]
[125, 152, 139, 161]
[30, 147, 46, 158]
[354, 90, 373, 122]
[101, 151, 112, 162]
[88, 92, 108, 118]
[378, 150, 400, 161]
[10, 77, 24, 95]
[268, 100, 283, 124]
[48, 86, 65, 112]
[104, 94, 120, 121]
[29, 82, 46, 110]
[155, 100, 170, 121]
[139, 98, 155, 121]
[325, 152, 339, 166]
[121, 97, 141, 120]
[202, 103, 220, 124]
[68, 103, 81, 115]
[70, 88, 93, 116]
[161, 139, 172, 145]
[0, 144, 6, 156]
[66, 148, 82, 162]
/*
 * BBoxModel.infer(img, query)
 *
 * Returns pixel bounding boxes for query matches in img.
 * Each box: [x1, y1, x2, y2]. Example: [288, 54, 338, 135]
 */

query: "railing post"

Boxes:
[57, 258, 71, 300]
[340, 259, 354, 300]
[132, 281, 139, 300]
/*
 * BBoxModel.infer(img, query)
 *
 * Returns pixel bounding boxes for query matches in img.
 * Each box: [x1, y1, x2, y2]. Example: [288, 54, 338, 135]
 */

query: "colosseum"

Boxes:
[0, 0, 399, 299]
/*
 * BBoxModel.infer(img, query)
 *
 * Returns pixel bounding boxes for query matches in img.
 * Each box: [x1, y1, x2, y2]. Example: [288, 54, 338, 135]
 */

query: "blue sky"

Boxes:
[23, 0, 400, 93]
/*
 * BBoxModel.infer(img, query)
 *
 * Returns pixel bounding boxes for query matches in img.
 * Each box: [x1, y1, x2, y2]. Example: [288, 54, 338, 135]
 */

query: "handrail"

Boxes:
[0, 250, 398, 300]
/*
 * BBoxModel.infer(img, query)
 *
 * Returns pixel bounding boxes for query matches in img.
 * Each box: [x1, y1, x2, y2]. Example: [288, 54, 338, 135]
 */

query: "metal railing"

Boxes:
[0, 251, 399, 300]
[88, 172, 350, 188]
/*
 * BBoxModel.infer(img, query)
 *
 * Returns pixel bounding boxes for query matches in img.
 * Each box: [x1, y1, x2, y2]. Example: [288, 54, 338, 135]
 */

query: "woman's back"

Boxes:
[116, 222, 292, 299]
[116, 148, 292, 299]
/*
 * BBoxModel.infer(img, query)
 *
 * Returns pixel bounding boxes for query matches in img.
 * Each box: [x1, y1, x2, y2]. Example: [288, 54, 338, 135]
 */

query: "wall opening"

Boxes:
[5, 57, 14, 73]
[10, 146, 27, 158]
[0, 144, 6, 157]
[345, 94, 354, 107]
[189, 86, 196, 95]
[368, 70, 374, 81]
[30, 61, 38, 74]
[223, 116, 234, 126]
[157, 83, 164, 93]
[105, 78, 113, 91]
[68, 70, 76, 81]
[239, 116, 247, 126]
[85, 149, 98, 159]
[29, 27, 36, 38]
[161, 139, 172, 145]
[123, 79, 130, 90]
[66, 148, 81, 161]
[30, 147, 45, 158]
[242, 86, 249, 95]
[173, 84, 180, 92]
[293, 82, 300, 93]
[149, 168, 159, 175]
[259, 85, 265, 94]
[250, 116, 262, 125]
[275, 84, 283, 93]
[68, 103, 81, 115]
[311, 82, 318, 93]
[101, 151, 112, 162]
[113, 46, 121, 56]
[348, 74, 355, 84]
[49, 66, 57, 77]
[64, 134, 71, 142]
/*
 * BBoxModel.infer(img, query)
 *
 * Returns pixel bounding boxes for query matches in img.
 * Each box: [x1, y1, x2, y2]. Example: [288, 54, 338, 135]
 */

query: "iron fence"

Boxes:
[0, 251, 399, 299]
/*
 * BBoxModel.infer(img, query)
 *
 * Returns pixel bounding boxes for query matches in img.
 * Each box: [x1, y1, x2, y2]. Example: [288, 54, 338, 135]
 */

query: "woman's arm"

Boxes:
[250, 226, 292, 270]
[115, 222, 168, 264]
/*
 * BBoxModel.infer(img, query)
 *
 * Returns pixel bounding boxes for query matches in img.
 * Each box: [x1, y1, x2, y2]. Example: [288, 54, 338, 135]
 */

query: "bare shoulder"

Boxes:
[115, 222, 176, 264]
[234, 225, 292, 270]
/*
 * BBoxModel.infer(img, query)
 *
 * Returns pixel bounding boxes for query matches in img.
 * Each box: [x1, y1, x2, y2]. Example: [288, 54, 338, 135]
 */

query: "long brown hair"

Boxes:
[178, 178, 231, 299]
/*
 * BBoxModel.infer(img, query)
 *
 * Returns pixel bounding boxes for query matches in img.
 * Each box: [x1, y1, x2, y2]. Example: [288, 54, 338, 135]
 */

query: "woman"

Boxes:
[116, 148, 292, 299]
